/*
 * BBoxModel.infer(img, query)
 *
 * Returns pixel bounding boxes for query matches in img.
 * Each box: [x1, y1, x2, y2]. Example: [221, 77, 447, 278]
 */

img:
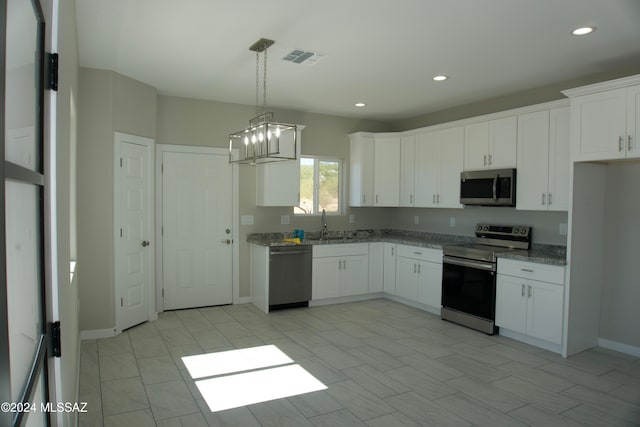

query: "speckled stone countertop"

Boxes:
[247, 229, 567, 266]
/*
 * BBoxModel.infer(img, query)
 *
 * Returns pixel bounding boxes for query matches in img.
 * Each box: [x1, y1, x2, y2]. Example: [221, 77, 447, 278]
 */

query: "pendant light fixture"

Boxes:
[229, 38, 297, 164]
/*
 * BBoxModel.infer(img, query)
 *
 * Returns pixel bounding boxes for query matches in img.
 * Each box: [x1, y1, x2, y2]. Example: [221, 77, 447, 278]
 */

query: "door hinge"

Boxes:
[120, 228, 123, 238]
[120, 157, 123, 168]
[161, 226, 163, 236]
[121, 297, 123, 307]
[51, 321, 61, 358]
[47, 53, 59, 91]
[161, 163, 163, 173]
[162, 288, 164, 298]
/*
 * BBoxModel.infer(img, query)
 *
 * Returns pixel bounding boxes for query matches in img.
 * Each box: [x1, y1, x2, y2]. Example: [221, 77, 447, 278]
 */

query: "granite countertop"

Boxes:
[247, 229, 567, 266]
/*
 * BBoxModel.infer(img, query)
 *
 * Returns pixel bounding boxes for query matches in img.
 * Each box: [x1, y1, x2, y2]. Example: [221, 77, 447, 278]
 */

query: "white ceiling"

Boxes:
[76, 0, 640, 121]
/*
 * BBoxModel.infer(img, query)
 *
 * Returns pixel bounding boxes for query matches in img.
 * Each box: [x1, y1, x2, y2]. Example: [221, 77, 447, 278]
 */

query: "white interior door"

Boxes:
[115, 133, 153, 331]
[162, 151, 233, 310]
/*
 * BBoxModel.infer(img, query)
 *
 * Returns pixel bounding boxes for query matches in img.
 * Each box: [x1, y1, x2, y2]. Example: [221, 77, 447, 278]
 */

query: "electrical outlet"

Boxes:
[349, 214, 355, 224]
[281, 215, 290, 225]
[414, 215, 419, 225]
[559, 223, 568, 236]
[449, 217, 456, 227]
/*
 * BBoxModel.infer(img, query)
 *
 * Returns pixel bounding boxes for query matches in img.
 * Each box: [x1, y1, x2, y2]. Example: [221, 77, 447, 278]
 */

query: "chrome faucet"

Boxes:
[320, 209, 328, 239]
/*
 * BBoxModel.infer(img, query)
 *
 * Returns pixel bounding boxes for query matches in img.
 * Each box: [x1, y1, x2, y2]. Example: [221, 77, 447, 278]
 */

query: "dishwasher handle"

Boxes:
[270, 249, 312, 256]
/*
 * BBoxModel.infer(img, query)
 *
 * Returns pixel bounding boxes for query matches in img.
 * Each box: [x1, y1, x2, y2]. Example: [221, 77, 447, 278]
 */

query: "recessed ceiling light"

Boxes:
[572, 26, 595, 36]
[433, 75, 448, 82]
[355, 102, 366, 107]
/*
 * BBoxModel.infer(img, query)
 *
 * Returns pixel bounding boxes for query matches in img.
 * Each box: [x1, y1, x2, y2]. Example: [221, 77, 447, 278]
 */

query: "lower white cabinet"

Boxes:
[312, 244, 369, 300]
[395, 245, 442, 308]
[383, 243, 397, 294]
[496, 259, 565, 345]
[368, 242, 384, 293]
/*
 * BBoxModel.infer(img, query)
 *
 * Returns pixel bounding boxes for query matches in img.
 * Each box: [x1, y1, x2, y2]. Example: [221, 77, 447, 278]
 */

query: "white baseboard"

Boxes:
[234, 296, 253, 305]
[598, 338, 640, 358]
[309, 293, 384, 307]
[499, 328, 562, 354]
[80, 328, 118, 340]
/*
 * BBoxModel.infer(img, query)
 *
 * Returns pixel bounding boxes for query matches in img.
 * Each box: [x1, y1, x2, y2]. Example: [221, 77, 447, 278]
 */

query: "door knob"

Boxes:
[221, 239, 232, 245]
[141, 241, 150, 247]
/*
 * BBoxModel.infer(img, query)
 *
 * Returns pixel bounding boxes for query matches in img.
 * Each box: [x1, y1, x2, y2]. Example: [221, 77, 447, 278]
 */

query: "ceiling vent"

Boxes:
[282, 49, 326, 66]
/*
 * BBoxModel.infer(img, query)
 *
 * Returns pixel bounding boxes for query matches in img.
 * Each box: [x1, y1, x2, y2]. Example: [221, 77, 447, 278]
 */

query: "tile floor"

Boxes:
[78, 299, 640, 426]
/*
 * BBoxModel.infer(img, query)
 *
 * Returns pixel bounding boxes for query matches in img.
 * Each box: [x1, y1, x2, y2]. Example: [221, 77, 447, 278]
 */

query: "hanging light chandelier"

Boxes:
[229, 38, 297, 164]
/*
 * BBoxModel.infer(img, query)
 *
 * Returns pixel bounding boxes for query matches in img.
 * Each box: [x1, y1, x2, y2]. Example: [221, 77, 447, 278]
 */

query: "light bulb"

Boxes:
[275, 127, 281, 138]
[251, 134, 257, 144]
[258, 131, 264, 142]
[244, 136, 249, 145]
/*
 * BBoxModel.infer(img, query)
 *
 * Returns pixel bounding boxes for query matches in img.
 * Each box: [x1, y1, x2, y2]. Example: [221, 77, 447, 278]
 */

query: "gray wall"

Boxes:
[156, 95, 394, 298]
[390, 207, 567, 245]
[77, 69, 157, 331]
[600, 161, 640, 348]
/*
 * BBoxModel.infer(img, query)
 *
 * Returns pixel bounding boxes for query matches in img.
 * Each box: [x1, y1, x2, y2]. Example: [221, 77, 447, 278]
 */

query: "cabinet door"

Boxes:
[374, 136, 401, 206]
[312, 257, 341, 300]
[341, 254, 369, 296]
[517, 110, 550, 211]
[438, 127, 464, 208]
[368, 243, 384, 293]
[383, 243, 396, 294]
[400, 136, 416, 206]
[349, 135, 375, 206]
[489, 116, 517, 168]
[572, 89, 627, 161]
[627, 85, 640, 159]
[527, 280, 564, 344]
[495, 275, 527, 335]
[395, 257, 418, 301]
[417, 260, 442, 308]
[464, 121, 490, 170]
[548, 106, 571, 211]
[414, 132, 439, 207]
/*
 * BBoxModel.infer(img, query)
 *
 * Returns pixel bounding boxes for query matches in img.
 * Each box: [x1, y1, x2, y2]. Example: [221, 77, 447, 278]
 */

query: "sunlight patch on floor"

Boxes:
[182, 344, 327, 412]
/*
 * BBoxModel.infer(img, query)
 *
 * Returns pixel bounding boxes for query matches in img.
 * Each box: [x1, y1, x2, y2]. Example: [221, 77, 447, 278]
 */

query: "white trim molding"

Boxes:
[80, 328, 119, 340]
[598, 338, 640, 358]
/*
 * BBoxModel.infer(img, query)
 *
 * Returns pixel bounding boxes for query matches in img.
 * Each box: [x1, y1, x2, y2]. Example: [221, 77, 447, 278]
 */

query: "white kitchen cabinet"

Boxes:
[517, 106, 570, 211]
[374, 135, 401, 206]
[349, 133, 375, 206]
[564, 78, 640, 162]
[464, 116, 517, 170]
[399, 135, 416, 206]
[368, 242, 384, 293]
[395, 245, 443, 308]
[256, 127, 304, 206]
[383, 243, 397, 294]
[414, 127, 463, 208]
[496, 259, 565, 345]
[312, 244, 369, 300]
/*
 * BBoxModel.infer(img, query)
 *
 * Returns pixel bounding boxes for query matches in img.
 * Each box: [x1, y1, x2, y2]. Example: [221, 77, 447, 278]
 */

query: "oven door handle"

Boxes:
[443, 256, 496, 271]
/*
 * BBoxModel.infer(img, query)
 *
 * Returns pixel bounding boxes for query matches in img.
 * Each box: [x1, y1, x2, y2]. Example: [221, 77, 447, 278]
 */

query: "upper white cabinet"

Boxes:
[349, 133, 375, 206]
[414, 127, 464, 208]
[517, 106, 570, 211]
[374, 135, 401, 206]
[399, 135, 416, 207]
[563, 76, 640, 162]
[256, 127, 304, 206]
[464, 116, 517, 170]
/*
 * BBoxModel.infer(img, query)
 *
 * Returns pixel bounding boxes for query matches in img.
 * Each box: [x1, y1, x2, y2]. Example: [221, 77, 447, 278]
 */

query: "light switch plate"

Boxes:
[349, 214, 355, 224]
[240, 215, 254, 225]
[414, 215, 419, 225]
[281, 215, 290, 225]
[449, 217, 456, 227]
[559, 223, 568, 236]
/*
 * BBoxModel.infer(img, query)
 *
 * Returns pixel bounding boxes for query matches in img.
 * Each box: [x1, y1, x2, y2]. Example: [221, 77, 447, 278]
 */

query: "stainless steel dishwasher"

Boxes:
[269, 245, 312, 311]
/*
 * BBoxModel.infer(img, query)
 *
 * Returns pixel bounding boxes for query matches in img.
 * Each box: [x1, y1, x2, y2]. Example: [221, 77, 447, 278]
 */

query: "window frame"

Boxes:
[295, 155, 344, 216]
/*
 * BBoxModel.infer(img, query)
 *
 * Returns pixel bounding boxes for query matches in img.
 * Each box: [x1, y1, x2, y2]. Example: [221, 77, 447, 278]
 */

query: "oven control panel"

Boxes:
[475, 224, 531, 239]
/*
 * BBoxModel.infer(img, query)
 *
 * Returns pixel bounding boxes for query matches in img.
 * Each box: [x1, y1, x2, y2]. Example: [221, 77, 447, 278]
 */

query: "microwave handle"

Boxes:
[492, 174, 498, 202]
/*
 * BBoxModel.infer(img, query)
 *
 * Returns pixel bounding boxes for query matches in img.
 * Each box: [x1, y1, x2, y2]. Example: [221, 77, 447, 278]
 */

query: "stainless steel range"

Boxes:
[441, 224, 531, 334]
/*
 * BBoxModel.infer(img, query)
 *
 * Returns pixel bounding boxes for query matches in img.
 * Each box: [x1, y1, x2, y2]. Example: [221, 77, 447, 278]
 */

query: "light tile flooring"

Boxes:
[78, 299, 640, 426]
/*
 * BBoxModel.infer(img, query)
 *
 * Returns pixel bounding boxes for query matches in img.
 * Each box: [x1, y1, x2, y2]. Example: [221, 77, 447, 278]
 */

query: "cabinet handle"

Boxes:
[391, 247, 394, 256]
[528, 285, 532, 298]
[414, 264, 417, 273]
[488, 154, 492, 165]
[542, 193, 546, 205]
[362, 194, 365, 203]
[629, 135, 633, 151]
[432, 194, 436, 204]
[436, 194, 440, 204]
[483, 155, 487, 166]
[338, 259, 342, 270]
[343, 260, 346, 270]
[410, 194, 413, 204]
[521, 284, 526, 297]
[521, 268, 534, 273]
[418, 264, 421, 274]
[548, 193, 552, 205]
[619, 136, 624, 152]
[376, 194, 379, 204]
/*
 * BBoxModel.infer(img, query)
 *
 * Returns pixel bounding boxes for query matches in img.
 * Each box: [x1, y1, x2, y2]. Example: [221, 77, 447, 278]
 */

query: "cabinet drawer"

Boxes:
[313, 243, 368, 258]
[396, 245, 442, 263]
[498, 259, 565, 285]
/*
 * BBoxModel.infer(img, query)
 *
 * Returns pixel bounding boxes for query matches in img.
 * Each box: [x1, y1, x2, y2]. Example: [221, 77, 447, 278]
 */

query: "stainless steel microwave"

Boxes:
[460, 168, 516, 206]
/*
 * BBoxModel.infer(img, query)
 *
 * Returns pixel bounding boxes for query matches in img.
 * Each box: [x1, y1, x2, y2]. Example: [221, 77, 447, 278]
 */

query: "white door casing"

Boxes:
[161, 149, 233, 310]
[114, 132, 155, 331]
